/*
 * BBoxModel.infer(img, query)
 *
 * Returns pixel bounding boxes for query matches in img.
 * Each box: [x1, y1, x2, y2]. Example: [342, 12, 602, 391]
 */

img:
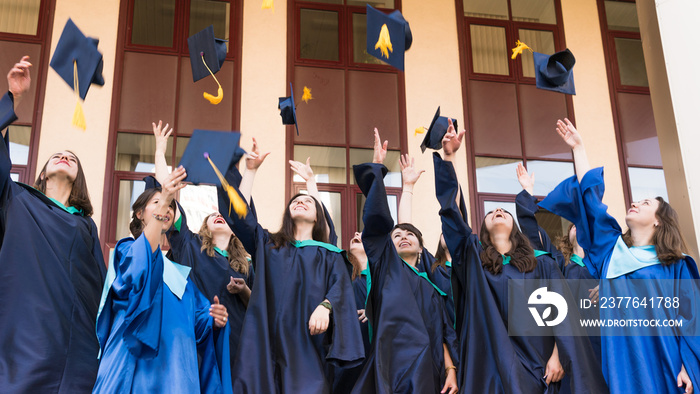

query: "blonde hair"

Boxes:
[199, 213, 250, 276]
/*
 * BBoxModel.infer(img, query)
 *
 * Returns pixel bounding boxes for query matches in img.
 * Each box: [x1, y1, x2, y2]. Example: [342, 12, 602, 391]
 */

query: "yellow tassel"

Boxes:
[72, 61, 86, 131]
[414, 126, 425, 136]
[205, 153, 248, 218]
[511, 40, 533, 60]
[201, 54, 223, 105]
[261, 0, 274, 11]
[302, 86, 313, 103]
[375, 24, 393, 59]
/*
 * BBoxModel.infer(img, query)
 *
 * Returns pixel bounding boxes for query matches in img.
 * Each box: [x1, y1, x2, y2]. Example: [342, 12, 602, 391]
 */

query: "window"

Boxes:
[0, 0, 52, 184]
[101, 0, 242, 246]
[457, 0, 573, 237]
[289, 0, 407, 249]
[598, 0, 667, 202]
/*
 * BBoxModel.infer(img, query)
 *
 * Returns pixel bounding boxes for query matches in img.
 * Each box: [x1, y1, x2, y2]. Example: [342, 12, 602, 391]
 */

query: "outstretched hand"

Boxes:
[516, 163, 534, 195]
[7, 55, 32, 101]
[246, 137, 271, 170]
[373, 128, 388, 164]
[289, 157, 315, 181]
[161, 166, 187, 201]
[400, 154, 425, 186]
[210, 296, 229, 329]
[442, 119, 466, 157]
[152, 120, 173, 154]
[555, 118, 583, 150]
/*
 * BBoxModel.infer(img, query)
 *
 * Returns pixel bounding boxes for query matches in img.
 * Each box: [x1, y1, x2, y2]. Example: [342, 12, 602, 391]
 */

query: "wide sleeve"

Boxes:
[539, 167, 621, 278]
[0, 109, 20, 211]
[353, 162, 394, 264]
[194, 288, 234, 394]
[515, 190, 566, 270]
[217, 183, 267, 265]
[677, 257, 700, 388]
[0, 92, 17, 132]
[165, 201, 199, 264]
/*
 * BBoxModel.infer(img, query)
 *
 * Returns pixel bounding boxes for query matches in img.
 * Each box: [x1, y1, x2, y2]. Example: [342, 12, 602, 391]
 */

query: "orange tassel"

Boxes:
[201, 54, 223, 105]
[375, 24, 393, 59]
[204, 153, 247, 218]
[511, 40, 533, 60]
[72, 61, 86, 131]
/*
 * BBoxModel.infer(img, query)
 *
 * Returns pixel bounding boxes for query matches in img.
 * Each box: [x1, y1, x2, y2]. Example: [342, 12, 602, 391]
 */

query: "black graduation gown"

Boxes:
[417, 249, 456, 325]
[433, 153, 607, 394]
[0, 99, 107, 393]
[351, 162, 458, 394]
[218, 185, 363, 394]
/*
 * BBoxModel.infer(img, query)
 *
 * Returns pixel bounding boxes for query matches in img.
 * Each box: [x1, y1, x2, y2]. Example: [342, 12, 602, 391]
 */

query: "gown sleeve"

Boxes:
[0, 92, 17, 132]
[195, 288, 234, 394]
[217, 183, 267, 268]
[676, 257, 700, 388]
[353, 162, 394, 262]
[166, 201, 199, 264]
[515, 190, 566, 270]
[0, 104, 20, 212]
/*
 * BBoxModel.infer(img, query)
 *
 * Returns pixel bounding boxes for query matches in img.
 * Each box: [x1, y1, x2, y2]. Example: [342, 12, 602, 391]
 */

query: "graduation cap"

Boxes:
[178, 129, 247, 218]
[366, 5, 412, 71]
[420, 107, 458, 153]
[187, 25, 228, 104]
[279, 82, 299, 135]
[49, 18, 105, 130]
[533, 49, 576, 95]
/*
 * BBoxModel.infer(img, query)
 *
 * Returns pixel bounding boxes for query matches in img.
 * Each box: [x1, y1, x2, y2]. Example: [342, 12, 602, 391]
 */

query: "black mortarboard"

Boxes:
[533, 49, 576, 95]
[366, 5, 412, 71]
[187, 25, 227, 83]
[420, 107, 458, 153]
[279, 83, 299, 135]
[50, 18, 105, 101]
[178, 129, 243, 186]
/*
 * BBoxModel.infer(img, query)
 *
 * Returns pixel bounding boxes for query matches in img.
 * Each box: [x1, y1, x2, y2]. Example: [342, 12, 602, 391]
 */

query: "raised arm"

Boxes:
[143, 167, 187, 253]
[289, 156, 332, 240]
[240, 137, 270, 204]
[1, 56, 31, 136]
[217, 180, 262, 259]
[515, 164, 547, 251]
[152, 120, 173, 186]
[397, 154, 425, 224]
[556, 118, 589, 183]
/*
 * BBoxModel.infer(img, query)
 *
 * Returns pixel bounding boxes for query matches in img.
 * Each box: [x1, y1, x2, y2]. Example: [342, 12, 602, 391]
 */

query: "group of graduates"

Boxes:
[2, 54, 699, 394]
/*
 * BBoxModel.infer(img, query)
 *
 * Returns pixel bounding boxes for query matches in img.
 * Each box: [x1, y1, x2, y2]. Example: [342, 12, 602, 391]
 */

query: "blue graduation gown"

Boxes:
[0, 117, 106, 393]
[218, 186, 364, 394]
[166, 202, 254, 366]
[351, 163, 459, 394]
[539, 167, 700, 394]
[93, 236, 232, 394]
[433, 153, 607, 394]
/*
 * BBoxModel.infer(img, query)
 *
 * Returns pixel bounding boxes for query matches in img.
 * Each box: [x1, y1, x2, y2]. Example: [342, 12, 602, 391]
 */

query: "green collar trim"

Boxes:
[402, 259, 447, 296]
[173, 214, 182, 232]
[501, 254, 511, 265]
[570, 253, 585, 267]
[445, 261, 452, 268]
[534, 249, 551, 258]
[214, 246, 229, 258]
[48, 197, 83, 215]
[293, 239, 343, 253]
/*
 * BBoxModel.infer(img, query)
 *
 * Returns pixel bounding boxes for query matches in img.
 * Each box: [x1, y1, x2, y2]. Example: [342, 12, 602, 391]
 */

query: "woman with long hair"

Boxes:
[433, 121, 606, 393]
[218, 146, 363, 393]
[93, 168, 232, 393]
[539, 118, 699, 393]
[0, 56, 108, 392]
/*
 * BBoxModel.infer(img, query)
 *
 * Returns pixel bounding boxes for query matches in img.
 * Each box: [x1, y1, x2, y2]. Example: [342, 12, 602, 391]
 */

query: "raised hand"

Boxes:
[152, 120, 173, 155]
[289, 157, 314, 182]
[400, 154, 425, 186]
[161, 166, 187, 202]
[373, 128, 388, 164]
[442, 119, 466, 157]
[245, 137, 271, 171]
[516, 163, 534, 195]
[7, 56, 32, 101]
[210, 295, 229, 329]
[555, 118, 583, 150]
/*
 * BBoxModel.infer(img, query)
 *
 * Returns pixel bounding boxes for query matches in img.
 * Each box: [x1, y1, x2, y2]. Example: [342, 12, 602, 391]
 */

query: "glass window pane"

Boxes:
[628, 167, 668, 202]
[115, 133, 173, 172]
[519, 85, 571, 159]
[470, 80, 521, 156]
[352, 13, 388, 65]
[174, 137, 190, 165]
[0, 42, 41, 120]
[10, 173, 19, 182]
[511, 0, 556, 24]
[0, 0, 40, 35]
[119, 52, 178, 132]
[534, 209, 572, 242]
[189, 0, 231, 45]
[7, 125, 31, 165]
[116, 180, 146, 239]
[526, 161, 574, 196]
[617, 93, 661, 167]
[475, 157, 521, 194]
[518, 29, 555, 78]
[293, 145, 346, 184]
[356, 193, 397, 232]
[300, 9, 339, 62]
[605, 0, 639, 32]
[615, 37, 648, 87]
[294, 66, 346, 145]
[463, 0, 508, 19]
[470, 25, 509, 75]
[483, 200, 519, 228]
[131, 0, 176, 47]
[304, 0, 342, 4]
[300, 189, 343, 247]
[178, 58, 234, 134]
[179, 184, 219, 232]
[348, 71, 400, 149]
[347, 0, 394, 7]
[349, 149, 401, 187]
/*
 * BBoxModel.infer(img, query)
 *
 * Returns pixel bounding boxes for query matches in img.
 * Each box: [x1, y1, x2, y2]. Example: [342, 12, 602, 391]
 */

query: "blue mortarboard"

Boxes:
[187, 25, 227, 83]
[279, 83, 299, 135]
[178, 129, 243, 186]
[533, 49, 576, 95]
[366, 5, 412, 71]
[421, 107, 458, 153]
[49, 18, 105, 101]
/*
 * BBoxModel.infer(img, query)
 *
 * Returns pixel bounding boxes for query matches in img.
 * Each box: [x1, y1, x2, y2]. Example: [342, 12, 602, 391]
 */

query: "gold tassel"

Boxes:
[511, 40, 533, 60]
[261, 0, 274, 11]
[302, 86, 313, 103]
[201, 54, 223, 105]
[72, 61, 86, 131]
[204, 152, 247, 218]
[414, 126, 425, 136]
[375, 24, 393, 59]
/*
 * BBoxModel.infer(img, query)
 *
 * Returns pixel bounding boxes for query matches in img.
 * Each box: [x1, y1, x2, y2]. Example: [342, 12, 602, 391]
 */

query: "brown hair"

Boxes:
[198, 213, 250, 276]
[479, 210, 537, 275]
[622, 197, 688, 265]
[392, 223, 424, 249]
[556, 223, 575, 267]
[433, 238, 449, 273]
[128, 188, 176, 239]
[347, 251, 363, 280]
[34, 150, 93, 217]
[270, 193, 329, 248]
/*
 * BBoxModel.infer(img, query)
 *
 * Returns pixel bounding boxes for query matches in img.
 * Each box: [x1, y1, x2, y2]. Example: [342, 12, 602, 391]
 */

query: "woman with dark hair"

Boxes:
[218, 147, 363, 393]
[351, 129, 458, 394]
[0, 57, 108, 392]
[539, 119, 699, 394]
[434, 121, 606, 393]
[93, 168, 233, 393]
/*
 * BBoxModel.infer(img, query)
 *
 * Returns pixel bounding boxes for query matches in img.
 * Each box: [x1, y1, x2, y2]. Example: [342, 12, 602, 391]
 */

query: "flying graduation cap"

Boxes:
[279, 83, 299, 135]
[178, 129, 248, 218]
[366, 5, 413, 71]
[49, 18, 105, 131]
[188, 25, 228, 104]
[420, 107, 458, 153]
[533, 49, 576, 95]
